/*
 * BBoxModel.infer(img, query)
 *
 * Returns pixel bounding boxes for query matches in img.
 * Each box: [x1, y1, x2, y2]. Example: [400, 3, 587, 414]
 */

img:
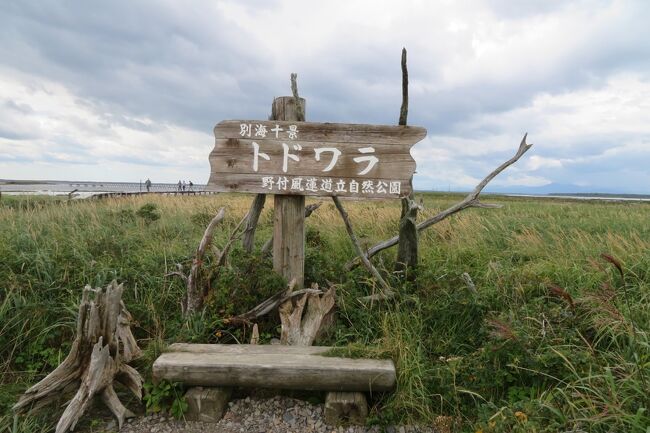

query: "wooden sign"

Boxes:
[207, 120, 426, 199]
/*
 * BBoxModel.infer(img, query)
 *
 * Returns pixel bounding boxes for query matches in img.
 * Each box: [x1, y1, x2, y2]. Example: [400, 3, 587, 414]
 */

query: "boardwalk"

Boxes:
[0, 179, 216, 199]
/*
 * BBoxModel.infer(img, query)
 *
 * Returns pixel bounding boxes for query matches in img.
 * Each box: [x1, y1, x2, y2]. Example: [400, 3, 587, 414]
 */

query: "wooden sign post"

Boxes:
[207, 99, 426, 289]
[271, 96, 306, 288]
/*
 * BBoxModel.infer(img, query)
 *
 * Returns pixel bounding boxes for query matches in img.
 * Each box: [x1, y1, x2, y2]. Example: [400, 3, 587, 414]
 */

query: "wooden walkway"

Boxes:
[90, 190, 217, 199]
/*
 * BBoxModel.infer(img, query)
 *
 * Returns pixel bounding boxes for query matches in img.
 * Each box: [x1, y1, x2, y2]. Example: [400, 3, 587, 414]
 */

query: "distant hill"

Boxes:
[482, 183, 648, 196]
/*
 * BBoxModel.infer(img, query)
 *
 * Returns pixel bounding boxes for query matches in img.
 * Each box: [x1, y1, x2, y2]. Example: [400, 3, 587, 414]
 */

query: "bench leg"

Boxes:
[183, 386, 232, 422]
[324, 391, 368, 425]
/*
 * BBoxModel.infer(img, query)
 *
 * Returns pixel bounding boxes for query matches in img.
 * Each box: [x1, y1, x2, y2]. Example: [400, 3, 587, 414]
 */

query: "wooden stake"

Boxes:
[272, 93, 306, 289]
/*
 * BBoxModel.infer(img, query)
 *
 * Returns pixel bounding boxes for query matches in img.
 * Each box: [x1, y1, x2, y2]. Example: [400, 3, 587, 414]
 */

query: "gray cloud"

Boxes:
[0, 0, 648, 192]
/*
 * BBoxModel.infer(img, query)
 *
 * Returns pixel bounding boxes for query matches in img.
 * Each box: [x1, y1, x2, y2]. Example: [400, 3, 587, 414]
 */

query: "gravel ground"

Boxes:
[113, 396, 439, 433]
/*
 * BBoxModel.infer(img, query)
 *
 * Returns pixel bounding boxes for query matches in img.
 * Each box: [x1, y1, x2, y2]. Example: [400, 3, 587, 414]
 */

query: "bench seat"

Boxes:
[153, 343, 396, 392]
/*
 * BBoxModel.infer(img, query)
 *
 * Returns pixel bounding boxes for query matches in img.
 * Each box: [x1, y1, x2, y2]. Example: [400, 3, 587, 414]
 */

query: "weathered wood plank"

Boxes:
[153, 344, 395, 392]
[208, 120, 426, 199]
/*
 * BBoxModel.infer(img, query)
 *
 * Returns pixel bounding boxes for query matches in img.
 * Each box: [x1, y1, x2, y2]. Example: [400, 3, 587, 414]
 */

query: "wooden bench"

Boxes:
[153, 343, 396, 424]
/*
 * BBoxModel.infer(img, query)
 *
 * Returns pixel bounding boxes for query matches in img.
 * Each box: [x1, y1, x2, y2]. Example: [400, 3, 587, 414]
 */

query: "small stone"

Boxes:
[184, 387, 232, 423]
[106, 420, 117, 431]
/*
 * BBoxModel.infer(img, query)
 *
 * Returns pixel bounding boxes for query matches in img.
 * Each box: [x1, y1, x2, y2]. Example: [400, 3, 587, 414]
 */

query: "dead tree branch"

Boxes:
[215, 211, 249, 268]
[183, 207, 225, 315]
[332, 196, 395, 300]
[227, 279, 326, 326]
[398, 47, 408, 126]
[396, 47, 419, 274]
[242, 194, 266, 253]
[347, 134, 532, 266]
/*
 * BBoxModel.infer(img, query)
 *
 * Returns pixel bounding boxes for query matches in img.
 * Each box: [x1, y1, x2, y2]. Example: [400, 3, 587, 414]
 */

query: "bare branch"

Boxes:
[228, 279, 329, 325]
[396, 47, 418, 274]
[398, 47, 408, 126]
[242, 194, 266, 253]
[164, 271, 188, 283]
[349, 134, 532, 265]
[332, 196, 394, 300]
[184, 207, 225, 315]
[216, 211, 249, 268]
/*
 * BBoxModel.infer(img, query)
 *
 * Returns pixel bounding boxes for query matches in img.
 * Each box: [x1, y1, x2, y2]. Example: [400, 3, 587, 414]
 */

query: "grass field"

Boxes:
[1, 193, 648, 432]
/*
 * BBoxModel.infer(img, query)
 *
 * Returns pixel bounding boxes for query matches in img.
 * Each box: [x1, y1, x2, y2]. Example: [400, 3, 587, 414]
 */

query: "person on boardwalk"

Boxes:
[145, 178, 152, 192]
[188, 180, 193, 192]
[178, 180, 182, 192]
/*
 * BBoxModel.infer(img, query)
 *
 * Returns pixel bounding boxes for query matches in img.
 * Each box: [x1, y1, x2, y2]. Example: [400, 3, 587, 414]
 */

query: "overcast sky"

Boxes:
[1, 0, 648, 193]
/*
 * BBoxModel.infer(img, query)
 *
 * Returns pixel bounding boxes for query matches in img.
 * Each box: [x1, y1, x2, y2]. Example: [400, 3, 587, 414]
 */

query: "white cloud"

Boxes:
[0, 68, 212, 182]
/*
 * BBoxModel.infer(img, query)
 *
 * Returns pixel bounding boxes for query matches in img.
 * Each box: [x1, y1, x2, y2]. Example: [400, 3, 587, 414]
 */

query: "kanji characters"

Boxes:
[261, 176, 274, 190]
[305, 177, 318, 192]
[240, 123, 252, 137]
[277, 176, 289, 191]
[257, 176, 403, 196]
[287, 125, 298, 139]
[291, 177, 304, 191]
[361, 180, 374, 193]
[320, 178, 333, 192]
[271, 124, 284, 138]
[254, 124, 267, 138]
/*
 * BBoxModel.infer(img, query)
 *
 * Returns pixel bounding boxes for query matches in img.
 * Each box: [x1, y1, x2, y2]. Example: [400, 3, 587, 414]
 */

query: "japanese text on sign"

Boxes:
[243, 123, 379, 175]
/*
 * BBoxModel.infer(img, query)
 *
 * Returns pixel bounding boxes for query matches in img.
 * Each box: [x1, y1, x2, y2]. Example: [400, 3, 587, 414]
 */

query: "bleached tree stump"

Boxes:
[279, 284, 335, 346]
[13, 281, 143, 433]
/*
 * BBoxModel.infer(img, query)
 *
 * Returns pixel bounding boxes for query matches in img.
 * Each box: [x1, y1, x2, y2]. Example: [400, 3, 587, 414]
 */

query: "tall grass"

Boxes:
[1, 193, 648, 432]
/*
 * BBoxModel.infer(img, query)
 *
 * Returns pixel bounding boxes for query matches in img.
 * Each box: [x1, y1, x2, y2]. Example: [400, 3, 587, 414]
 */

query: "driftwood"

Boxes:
[13, 281, 143, 433]
[228, 279, 320, 325]
[279, 284, 336, 346]
[332, 196, 395, 301]
[227, 278, 335, 346]
[249, 324, 260, 345]
[346, 134, 533, 268]
[242, 194, 266, 253]
[174, 208, 249, 316]
[182, 208, 225, 315]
